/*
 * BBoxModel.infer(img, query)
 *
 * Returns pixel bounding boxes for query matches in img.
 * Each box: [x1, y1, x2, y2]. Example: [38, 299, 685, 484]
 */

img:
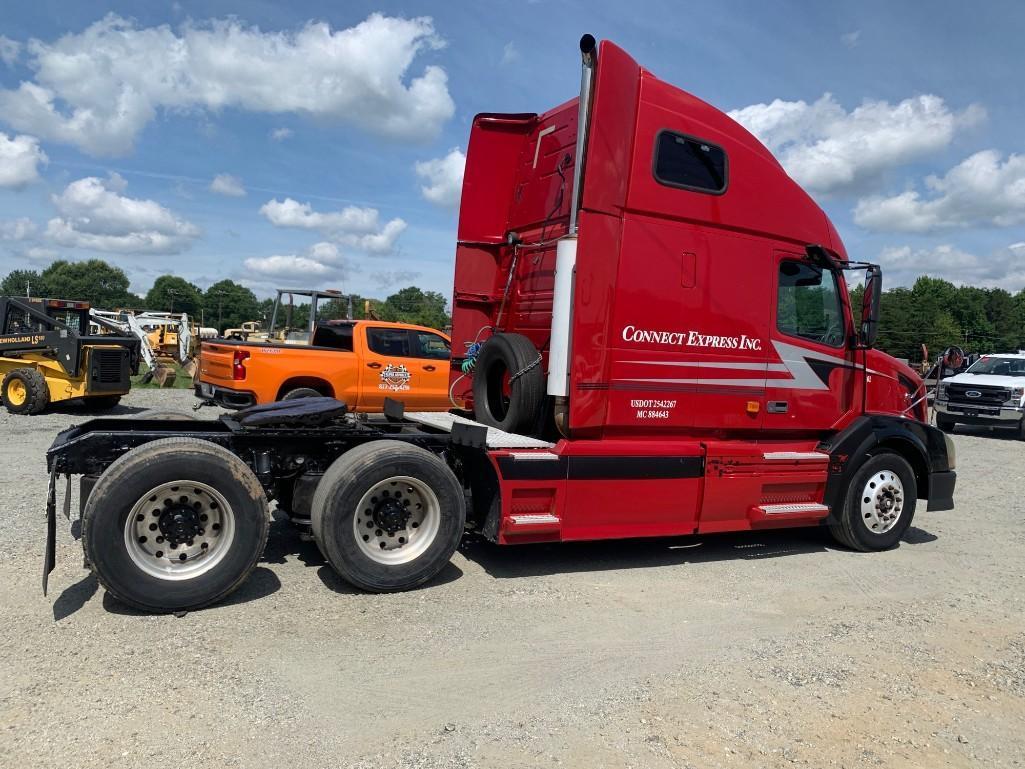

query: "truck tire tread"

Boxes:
[1, 367, 50, 415]
[829, 450, 916, 553]
[312, 440, 465, 592]
[81, 437, 270, 613]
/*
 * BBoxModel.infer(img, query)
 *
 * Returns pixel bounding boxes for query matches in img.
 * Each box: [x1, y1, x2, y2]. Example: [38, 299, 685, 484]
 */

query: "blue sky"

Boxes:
[2, 0, 1024, 300]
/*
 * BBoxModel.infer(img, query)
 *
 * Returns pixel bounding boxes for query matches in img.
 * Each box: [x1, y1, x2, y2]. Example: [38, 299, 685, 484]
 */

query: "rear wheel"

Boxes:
[82, 438, 270, 612]
[282, 387, 322, 401]
[1, 368, 49, 415]
[830, 451, 916, 552]
[935, 412, 956, 433]
[312, 441, 465, 592]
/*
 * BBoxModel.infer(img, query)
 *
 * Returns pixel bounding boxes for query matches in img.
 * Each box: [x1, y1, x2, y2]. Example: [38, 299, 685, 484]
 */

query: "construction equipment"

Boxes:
[1, 296, 140, 414]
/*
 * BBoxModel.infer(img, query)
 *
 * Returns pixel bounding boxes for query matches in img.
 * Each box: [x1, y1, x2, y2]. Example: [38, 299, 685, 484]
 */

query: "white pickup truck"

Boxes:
[934, 353, 1025, 438]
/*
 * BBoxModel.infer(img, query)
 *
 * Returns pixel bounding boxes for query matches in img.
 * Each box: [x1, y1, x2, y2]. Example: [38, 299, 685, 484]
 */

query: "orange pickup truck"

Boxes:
[196, 320, 452, 411]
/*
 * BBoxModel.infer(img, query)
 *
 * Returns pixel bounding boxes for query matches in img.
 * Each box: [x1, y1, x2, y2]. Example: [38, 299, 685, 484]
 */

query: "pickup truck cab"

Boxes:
[197, 319, 452, 411]
[934, 353, 1025, 438]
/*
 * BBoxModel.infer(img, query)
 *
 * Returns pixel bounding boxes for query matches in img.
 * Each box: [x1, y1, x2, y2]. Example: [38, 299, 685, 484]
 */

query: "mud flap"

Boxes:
[43, 467, 56, 596]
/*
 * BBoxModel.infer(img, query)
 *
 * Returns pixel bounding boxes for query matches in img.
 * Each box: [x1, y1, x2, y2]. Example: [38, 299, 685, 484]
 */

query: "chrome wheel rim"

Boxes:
[353, 476, 441, 565]
[860, 469, 904, 534]
[124, 480, 235, 580]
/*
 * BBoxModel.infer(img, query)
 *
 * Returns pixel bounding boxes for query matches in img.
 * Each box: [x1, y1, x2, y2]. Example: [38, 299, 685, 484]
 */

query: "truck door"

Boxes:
[763, 253, 857, 432]
[360, 326, 420, 410]
[407, 329, 451, 409]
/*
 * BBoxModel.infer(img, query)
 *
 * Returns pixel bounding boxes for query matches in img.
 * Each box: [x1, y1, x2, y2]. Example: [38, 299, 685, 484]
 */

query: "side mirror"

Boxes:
[859, 265, 882, 348]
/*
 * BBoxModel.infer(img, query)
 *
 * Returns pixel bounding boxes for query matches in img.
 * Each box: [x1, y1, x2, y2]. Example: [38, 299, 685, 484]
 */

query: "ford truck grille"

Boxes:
[946, 383, 1010, 406]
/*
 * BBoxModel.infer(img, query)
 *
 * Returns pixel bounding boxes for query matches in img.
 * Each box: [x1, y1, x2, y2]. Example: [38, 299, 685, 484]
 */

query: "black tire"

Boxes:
[311, 440, 465, 592]
[1, 368, 50, 415]
[1017, 417, 1025, 441]
[85, 394, 122, 411]
[82, 438, 270, 612]
[829, 451, 917, 552]
[282, 387, 322, 401]
[472, 333, 544, 433]
[935, 413, 956, 433]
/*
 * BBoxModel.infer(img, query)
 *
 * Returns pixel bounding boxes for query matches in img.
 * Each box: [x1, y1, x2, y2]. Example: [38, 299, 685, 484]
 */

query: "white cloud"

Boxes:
[879, 242, 1025, 290]
[0, 36, 20, 66]
[841, 30, 861, 49]
[728, 94, 984, 195]
[0, 217, 37, 241]
[854, 150, 1025, 232]
[501, 42, 519, 65]
[210, 173, 246, 197]
[371, 269, 422, 289]
[23, 246, 58, 262]
[270, 127, 293, 141]
[45, 174, 200, 254]
[259, 197, 407, 254]
[415, 148, 465, 208]
[0, 132, 47, 187]
[243, 241, 348, 279]
[0, 13, 454, 156]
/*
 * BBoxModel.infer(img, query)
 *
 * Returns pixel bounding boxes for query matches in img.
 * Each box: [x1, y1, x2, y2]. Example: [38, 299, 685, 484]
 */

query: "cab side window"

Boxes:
[777, 261, 845, 347]
[411, 331, 450, 360]
[366, 327, 411, 356]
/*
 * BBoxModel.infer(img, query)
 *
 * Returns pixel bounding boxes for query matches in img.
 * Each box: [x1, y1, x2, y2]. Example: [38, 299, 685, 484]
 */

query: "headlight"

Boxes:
[936, 383, 947, 400]
[943, 433, 956, 471]
[1012, 386, 1025, 402]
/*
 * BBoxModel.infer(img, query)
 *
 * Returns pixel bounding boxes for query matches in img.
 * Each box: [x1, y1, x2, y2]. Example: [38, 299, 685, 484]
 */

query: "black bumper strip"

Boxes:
[497, 454, 704, 481]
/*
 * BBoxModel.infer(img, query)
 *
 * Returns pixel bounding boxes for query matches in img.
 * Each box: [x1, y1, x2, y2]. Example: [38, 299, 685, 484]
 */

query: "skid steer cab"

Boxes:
[0, 296, 141, 415]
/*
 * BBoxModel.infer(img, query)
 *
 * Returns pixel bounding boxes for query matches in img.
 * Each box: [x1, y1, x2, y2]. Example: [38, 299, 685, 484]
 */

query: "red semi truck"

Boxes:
[43, 36, 954, 613]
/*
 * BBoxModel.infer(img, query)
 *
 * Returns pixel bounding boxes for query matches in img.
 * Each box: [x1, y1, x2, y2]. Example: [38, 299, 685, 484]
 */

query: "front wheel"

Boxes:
[829, 451, 917, 552]
[312, 441, 465, 592]
[82, 438, 270, 612]
[935, 412, 956, 433]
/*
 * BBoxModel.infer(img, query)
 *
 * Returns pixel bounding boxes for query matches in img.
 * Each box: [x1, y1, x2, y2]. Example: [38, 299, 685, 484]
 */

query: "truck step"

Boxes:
[762, 451, 829, 462]
[750, 502, 829, 521]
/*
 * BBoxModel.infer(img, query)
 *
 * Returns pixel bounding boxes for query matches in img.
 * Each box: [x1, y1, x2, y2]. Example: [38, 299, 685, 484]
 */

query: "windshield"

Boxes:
[965, 356, 1025, 377]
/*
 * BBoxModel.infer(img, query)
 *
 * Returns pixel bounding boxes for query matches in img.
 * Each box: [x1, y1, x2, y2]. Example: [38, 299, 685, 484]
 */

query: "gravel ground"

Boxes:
[1, 389, 1024, 768]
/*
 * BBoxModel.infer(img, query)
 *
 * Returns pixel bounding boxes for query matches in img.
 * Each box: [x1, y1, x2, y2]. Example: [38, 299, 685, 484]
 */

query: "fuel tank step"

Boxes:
[749, 502, 829, 522]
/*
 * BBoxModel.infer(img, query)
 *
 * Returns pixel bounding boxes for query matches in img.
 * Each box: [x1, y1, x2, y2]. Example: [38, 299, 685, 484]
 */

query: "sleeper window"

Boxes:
[653, 131, 727, 194]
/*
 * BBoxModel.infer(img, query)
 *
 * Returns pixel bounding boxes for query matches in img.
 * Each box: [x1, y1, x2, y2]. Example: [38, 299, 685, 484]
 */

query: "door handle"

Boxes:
[423, 365, 436, 372]
[367, 362, 382, 369]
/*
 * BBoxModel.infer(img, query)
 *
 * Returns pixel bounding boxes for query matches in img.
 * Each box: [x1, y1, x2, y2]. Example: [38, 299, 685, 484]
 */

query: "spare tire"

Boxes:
[472, 333, 544, 434]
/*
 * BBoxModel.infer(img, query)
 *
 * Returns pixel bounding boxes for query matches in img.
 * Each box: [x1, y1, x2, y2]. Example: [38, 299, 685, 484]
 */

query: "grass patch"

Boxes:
[131, 363, 196, 389]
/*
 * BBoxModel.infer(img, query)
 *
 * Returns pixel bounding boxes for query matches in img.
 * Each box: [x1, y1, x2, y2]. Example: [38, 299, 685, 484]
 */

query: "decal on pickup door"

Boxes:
[379, 363, 411, 392]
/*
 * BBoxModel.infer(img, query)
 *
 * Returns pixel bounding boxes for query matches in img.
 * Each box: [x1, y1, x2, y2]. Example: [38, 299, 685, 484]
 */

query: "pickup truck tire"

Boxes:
[935, 413, 956, 433]
[312, 441, 465, 592]
[282, 387, 322, 401]
[81, 438, 270, 613]
[1018, 417, 1025, 441]
[2, 368, 50, 415]
[829, 451, 916, 552]
[472, 333, 544, 434]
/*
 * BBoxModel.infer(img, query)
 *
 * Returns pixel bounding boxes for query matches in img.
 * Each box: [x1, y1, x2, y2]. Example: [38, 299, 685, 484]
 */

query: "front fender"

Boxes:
[818, 414, 955, 518]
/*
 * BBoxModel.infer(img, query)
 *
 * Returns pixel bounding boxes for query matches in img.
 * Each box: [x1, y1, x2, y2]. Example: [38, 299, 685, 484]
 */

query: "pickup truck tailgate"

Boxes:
[199, 342, 239, 387]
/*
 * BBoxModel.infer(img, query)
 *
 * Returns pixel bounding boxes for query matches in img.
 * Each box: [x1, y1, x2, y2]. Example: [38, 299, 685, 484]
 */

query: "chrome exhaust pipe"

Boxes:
[547, 35, 598, 436]
[569, 34, 596, 236]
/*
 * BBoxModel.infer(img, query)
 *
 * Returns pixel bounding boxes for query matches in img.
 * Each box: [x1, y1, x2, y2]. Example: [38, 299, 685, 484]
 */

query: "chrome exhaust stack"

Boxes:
[548, 35, 597, 437]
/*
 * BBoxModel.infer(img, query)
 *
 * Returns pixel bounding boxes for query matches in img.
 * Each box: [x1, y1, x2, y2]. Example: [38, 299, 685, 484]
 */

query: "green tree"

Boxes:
[145, 275, 203, 315]
[378, 286, 450, 329]
[984, 288, 1019, 353]
[41, 260, 139, 307]
[1, 269, 49, 297]
[202, 279, 261, 332]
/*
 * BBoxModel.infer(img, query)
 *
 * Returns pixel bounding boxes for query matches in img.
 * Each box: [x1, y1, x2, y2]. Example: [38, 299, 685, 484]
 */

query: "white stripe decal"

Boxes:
[616, 341, 854, 391]
[532, 125, 556, 168]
